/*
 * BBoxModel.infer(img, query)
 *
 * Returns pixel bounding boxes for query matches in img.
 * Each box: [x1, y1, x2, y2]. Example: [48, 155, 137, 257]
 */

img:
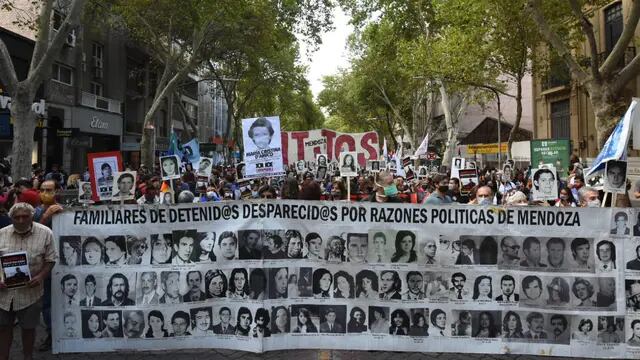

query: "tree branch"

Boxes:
[0, 39, 18, 94]
[568, 0, 600, 81]
[174, 90, 198, 138]
[612, 52, 640, 94]
[30, 0, 53, 74]
[526, 0, 589, 84]
[601, 0, 640, 76]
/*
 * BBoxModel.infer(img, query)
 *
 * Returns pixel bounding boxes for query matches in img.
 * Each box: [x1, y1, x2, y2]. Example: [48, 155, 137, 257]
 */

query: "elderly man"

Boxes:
[0, 203, 57, 360]
[578, 186, 600, 207]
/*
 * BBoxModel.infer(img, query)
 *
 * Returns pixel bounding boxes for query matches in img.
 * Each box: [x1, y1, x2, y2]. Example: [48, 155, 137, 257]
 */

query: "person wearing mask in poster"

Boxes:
[247, 117, 274, 151]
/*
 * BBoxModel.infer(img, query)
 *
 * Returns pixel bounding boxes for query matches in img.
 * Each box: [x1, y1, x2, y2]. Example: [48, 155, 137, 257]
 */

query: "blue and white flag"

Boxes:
[586, 99, 639, 176]
[182, 138, 201, 167]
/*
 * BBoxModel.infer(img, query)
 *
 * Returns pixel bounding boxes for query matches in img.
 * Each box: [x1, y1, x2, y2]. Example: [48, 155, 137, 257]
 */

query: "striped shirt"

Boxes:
[0, 222, 57, 311]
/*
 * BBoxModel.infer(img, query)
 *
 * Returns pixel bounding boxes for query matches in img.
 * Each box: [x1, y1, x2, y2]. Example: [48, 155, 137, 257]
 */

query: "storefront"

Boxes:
[67, 107, 122, 173]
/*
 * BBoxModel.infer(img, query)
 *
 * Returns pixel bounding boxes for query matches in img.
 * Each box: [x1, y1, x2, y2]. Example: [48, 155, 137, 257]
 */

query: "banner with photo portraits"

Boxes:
[51, 202, 640, 358]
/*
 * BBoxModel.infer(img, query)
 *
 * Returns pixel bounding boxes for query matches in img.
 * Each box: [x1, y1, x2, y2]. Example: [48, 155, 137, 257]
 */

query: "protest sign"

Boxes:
[339, 152, 358, 177]
[451, 157, 465, 179]
[282, 129, 379, 168]
[530, 139, 570, 180]
[51, 202, 639, 357]
[159, 155, 181, 180]
[458, 169, 478, 195]
[604, 160, 628, 194]
[531, 166, 559, 201]
[87, 151, 122, 202]
[111, 171, 137, 202]
[78, 182, 94, 204]
[242, 116, 285, 178]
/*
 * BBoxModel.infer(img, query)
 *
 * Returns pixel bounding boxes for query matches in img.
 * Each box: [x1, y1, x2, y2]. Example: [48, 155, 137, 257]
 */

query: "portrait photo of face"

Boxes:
[368, 230, 390, 263]
[159, 155, 180, 180]
[82, 237, 105, 265]
[346, 233, 368, 263]
[532, 167, 557, 201]
[247, 117, 274, 150]
[171, 230, 197, 265]
[197, 157, 213, 177]
[150, 233, 172, 264]
[78, 181, 94, 203]
[125, 235, 149, 265]
[60, 236, 81, 266]
[604, 160, 627, 193]
[296, 160, 306, 173]
[316, 154, 328, 168]
[111, 171, 136, 201]
[611, 211, 630, 236]
[596, 240, 616, 272]
[340, 152, 358, 177]
[521, 275, 544, 306]
[217, 231, 238, 261]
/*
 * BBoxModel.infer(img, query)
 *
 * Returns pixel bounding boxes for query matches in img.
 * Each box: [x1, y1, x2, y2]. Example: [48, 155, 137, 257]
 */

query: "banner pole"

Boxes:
[602, 192, 608, 207]
[347, 176, 351, 202]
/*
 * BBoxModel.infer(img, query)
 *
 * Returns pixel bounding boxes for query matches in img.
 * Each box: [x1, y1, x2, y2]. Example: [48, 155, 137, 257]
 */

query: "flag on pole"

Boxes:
[395, 143, 406, 177]
[414, 133, 429, 158]
[168, 127, 184, 160]
[182, 138, 201, 167]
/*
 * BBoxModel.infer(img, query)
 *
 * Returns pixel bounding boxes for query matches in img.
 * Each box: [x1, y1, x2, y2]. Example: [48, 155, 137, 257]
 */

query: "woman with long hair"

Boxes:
[313, 268, 332, 298]
[271, 306, 290, 334]
[409, 312, 429, 337]
[546, 277, 570, 306]
[391, 231, 417, 263]
[249, 268, 266, 300]
[268, 267, 288, 299]
[473, 312, 500, 338]
[389, 309, 409, 335]
[252, 308, 272, 338]
[472, 276, 493, 301]
[333, 271, 354, 298]
[356, 270, 378, 299]
[369, 307, 388, 334]
[82, 237, 106, 265]
[292, 308, 318, 333]
[145, 310, 169, 338]
[228, 268, 250, 299]
[347, 307, 367, 333]
[204, 269, 227, 298]
[502, 311, 524, 338]
[190, 232, 216, 263]
[81, 310, 103, 338]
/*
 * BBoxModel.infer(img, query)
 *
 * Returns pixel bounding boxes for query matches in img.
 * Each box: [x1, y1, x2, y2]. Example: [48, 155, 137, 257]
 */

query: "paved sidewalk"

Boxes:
[8, 326, 592, 360]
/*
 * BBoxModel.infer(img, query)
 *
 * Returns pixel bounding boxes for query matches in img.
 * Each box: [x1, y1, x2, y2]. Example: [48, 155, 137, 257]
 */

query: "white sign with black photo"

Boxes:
[295, 160, 307, 174]
[451, 157, 465, 179]
[242, 115, 285, 178]
[416, 166, 428, 179]
[92, 158, 118, 201]
[531, 166, 558, 201]
[159, 155, 181, 180]
[196, 157, 213, 179]
[111, 171, 137, 201]
[78, 181, 94, 204]
[604, 160, 628, 194]
[339, 152, 358, 177]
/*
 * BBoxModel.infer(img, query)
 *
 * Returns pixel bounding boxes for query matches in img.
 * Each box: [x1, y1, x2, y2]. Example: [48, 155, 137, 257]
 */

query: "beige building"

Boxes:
[532, 0, 639, 159]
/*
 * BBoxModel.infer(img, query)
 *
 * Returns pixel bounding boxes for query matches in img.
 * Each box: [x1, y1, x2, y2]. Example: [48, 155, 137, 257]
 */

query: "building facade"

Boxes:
[532, 0, 640, 159]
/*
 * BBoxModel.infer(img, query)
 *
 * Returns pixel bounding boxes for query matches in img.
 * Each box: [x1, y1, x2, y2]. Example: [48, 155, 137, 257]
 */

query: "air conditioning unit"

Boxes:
[65, 30, 76, 47]
[93, 66, 103, 79]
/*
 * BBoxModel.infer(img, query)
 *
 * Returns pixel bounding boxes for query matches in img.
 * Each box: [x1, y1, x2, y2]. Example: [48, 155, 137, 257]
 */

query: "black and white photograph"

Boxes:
[521, 311, 549, 341]
[332, 270, 355, 299]
[144, 309, 172, 338]
[169, 309, 192, 336]
[159, 155, 181, 180]
[346, 232, 368, 263]
[520, 275, 544, 307]
[189, 307, 214, 336]
[111, 171, 136, 201]
[571, 277, 598, 308]
[122, 310, 146, 338]
[388, 308, 410, 336]
[611, 210, 631, 236]
[569, 237, 595, 271]
[324, 235, 345, 263]
[60, 236, 81, 266]
[355, 269, 378, 299]
[390, 230, 418, 263]
[542, 276, 571, 308]
[339, 151, 358, 177]
[251, 308, 272, 338]
[236, 162, 246, 180]
[285, 230, 304, 259]
[160, 190, 174, 205]
[367, 230, 390, 263]
[368, 306, 389, 334]
[291, 305, 320, 333]
[295, 160, 307, 174]
[192, 232, 216, 263]
[205, 270, 229, 299]
[79, 274, 102, 307]
[424, 272, 450, 300]
[471, 274, 494, 302]
[370, 160, 381, 172]
[313, 268, 333, 298]
[497, 236, 521, 268]
[78, 181, 94, 204]
[182, 270, 206, 303]
[216, 230, 238, 262]
[158, 271, 181, 304]
[150, 233, 172, 264]
[101, 310, 123, 338]
[471, 311, 501, 338]
[316, 154, 328, 168]
[171, 230, 197, 265]
[242, 116, 285, 178]
[417, 166, 428, 179]
[604, 159, 627, 194]
[495, 274, 519, 302]
[571, 316, 596, 342]
[595, 239, 617, 272]
[429, 308, 448, 337]
[454, 235, 498, 265]
[267, 267, 289, 299]
[316, 166, 327, 180]
[627, 317, 640, 346]
[136, 271, 160, 305]
[449, 271, 471, 301]
[419, 236, 438, 265]
[196, 157, 213, 178]
[125, 235, 149, 265]
[451, 310, 472, 337]
[531, 166, 558, 201]
[546, 314, 570, 344]
[248, 268, 267, 300]
[346, 306, 368, 333]
[81, 310, 104, 339]
[542, 237, 570, 271]
[595, 277, 617, 310]
[304, 232, 324, 261]
[101, 272, 136, 306]
[293, 267, 313, 297]
[81, 237, 105, 265]
[402, 271, 426, 300]
[59, 274, 79, 308]
[263, 230, 287, 259]
[238, 230, 262, 260]
[210, 305, 235, 335]
[271, 306, 290, 334]
[626, 280, 640, 312]
[104, 235, 127, 265]
[92, 155, 118, 201]
[318, 305, 346, 333]
[626, 239, 640, 270]
[379, 270, 402, 300]
[228, 268, 251, 299]
[597, 316, 624, 344]
[407, 309, 428, 337]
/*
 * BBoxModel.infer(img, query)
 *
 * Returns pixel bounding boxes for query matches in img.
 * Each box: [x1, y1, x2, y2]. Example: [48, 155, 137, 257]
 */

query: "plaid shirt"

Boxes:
[0, 222, 57, 311]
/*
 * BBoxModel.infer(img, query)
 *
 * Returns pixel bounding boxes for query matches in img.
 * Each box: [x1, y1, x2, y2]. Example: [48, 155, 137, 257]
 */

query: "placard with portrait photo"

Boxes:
[78, 181, 94, 204]
[604, 160, 628, 194]
[196, 157, 213, 179]
[111, 171, 137, 201]
[531, 166, 558, 201]
[339, 152, 358, 177]
[88, 151, 122, 201]
[159, 155, 181, 180]
[242, 116, 285, 178]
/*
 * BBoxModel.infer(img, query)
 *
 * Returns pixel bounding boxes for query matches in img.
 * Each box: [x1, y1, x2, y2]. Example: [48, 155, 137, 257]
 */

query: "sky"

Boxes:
[299, 7, 354, 99]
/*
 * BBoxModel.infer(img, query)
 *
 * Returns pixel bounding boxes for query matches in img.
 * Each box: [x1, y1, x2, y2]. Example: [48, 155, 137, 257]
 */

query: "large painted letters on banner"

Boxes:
[282, 129, 379, 168]
[52, 203, 640, 358]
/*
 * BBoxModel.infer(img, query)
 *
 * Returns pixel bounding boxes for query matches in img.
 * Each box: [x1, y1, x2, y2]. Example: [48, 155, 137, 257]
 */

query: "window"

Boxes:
[551, 99, 571, 139]
[52, 10, 63, 31]
[604, 2, 623, 53]
[52, 63, 73, 85]
[92, 43, 103, 68]
[90, 82, 103, 96]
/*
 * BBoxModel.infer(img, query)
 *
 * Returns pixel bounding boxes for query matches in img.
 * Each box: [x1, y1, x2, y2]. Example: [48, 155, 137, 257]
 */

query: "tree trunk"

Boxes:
[10, 86, 37, 180]
[438, 81, 459, 169]
[590, 85, 626, 149]
[507, 75, 523, 160]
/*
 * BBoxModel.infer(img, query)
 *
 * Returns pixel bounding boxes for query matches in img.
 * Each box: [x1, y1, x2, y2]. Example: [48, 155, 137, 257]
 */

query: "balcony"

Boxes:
[579, 46, 636, 72]
[81, 91, 122, 114]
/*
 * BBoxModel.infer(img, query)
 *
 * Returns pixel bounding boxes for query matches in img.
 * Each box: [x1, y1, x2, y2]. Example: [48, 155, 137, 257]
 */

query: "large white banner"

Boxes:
[242, 116, 285, 178]
[282, 129, 379, 168]
[52, 203, 640, 358]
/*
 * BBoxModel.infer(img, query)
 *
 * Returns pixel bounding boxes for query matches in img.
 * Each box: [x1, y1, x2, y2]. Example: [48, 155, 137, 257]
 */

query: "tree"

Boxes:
[0, 0, 86, 179]
[527, 0, 640, 148]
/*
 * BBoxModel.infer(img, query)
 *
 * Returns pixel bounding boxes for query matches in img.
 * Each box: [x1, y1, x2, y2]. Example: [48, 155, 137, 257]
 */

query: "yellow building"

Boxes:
[532, 0, 639, 159]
